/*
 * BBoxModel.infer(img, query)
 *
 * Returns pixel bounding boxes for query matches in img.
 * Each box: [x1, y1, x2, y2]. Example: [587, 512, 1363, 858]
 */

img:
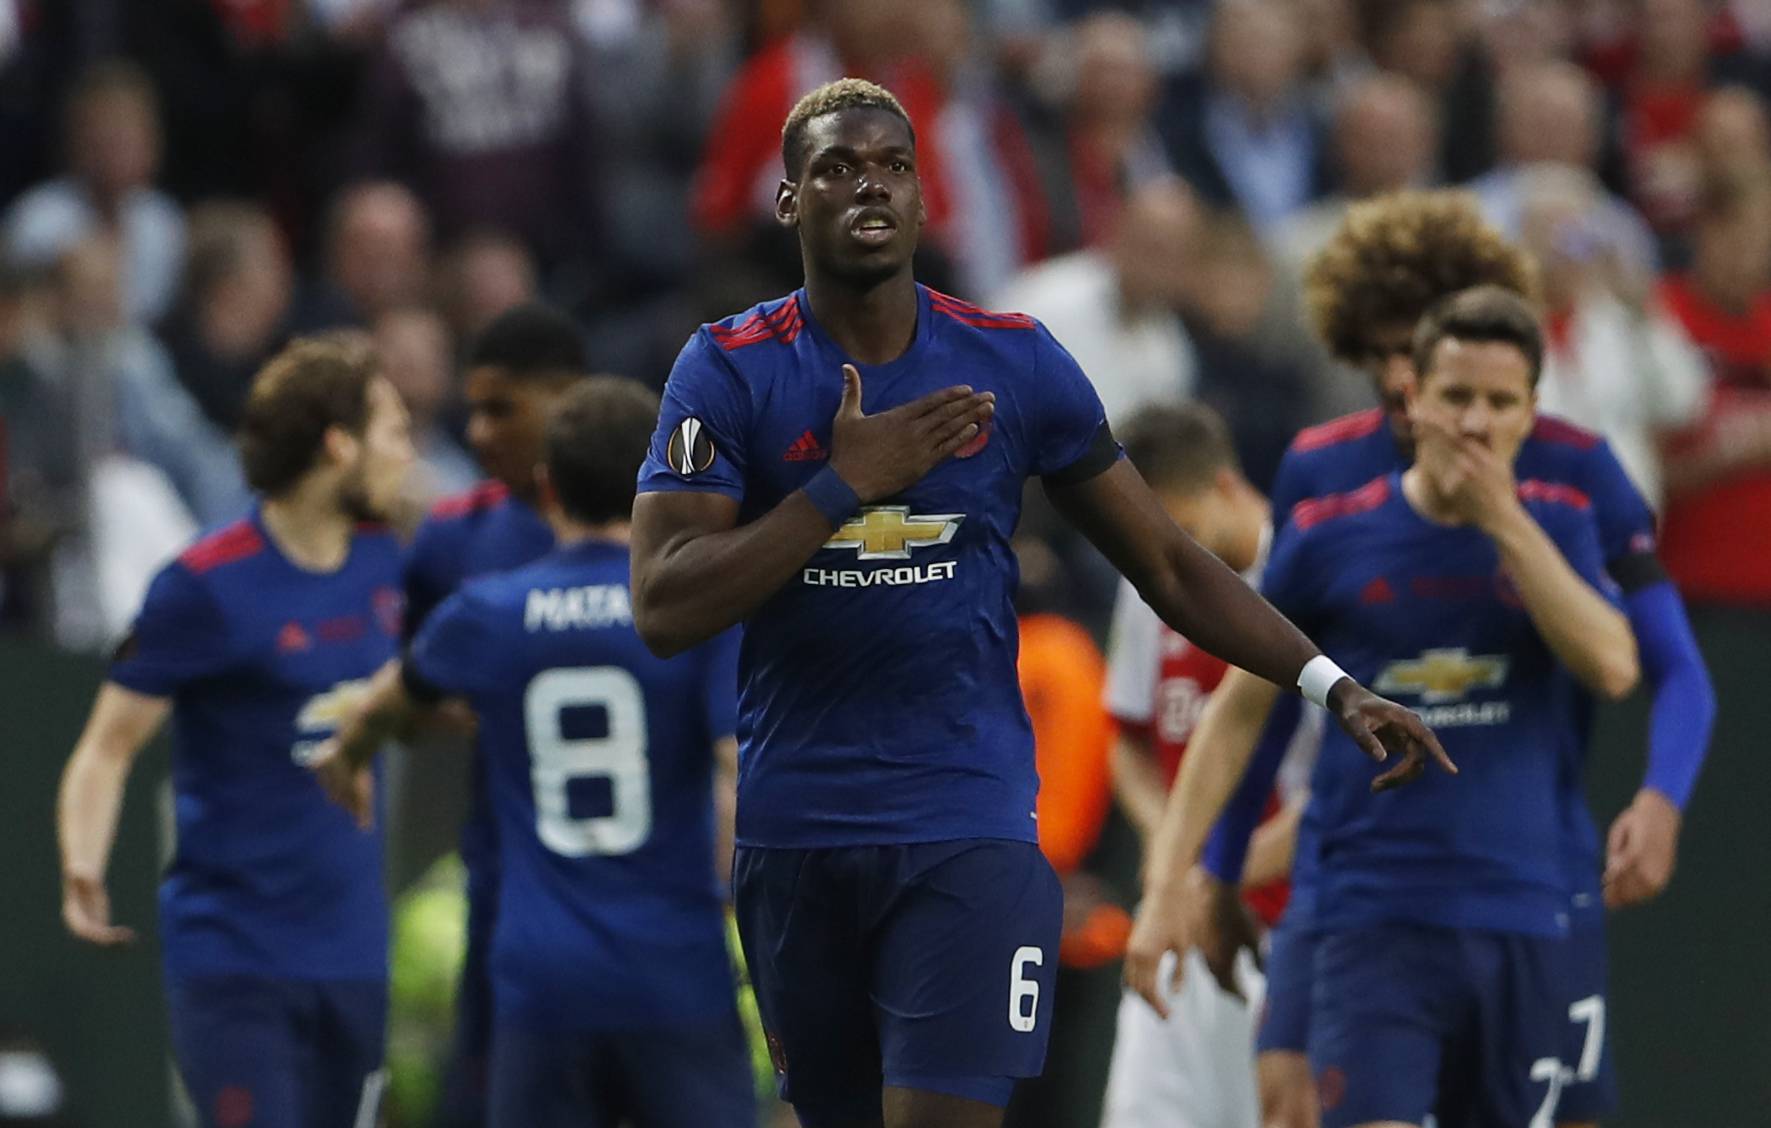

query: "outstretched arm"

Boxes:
[1046, 461, 1450, 782]
[631, 367, 994, 656]
[57, 684, 171, 947]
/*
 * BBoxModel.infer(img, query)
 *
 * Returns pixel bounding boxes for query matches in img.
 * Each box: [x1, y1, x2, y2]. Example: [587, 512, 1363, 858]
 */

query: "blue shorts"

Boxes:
[166, 974, 386, 1128]
[1255, 917, 1314, 1056]
[487, 1012, 755, 1128]
[1553, 898, 1617, 1122]
[1308, 924, 1564, 1128]
[733, 839, 1061, 1127]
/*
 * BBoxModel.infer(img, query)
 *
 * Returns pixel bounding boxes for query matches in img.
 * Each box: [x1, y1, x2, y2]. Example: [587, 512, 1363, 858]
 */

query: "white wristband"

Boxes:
[1297, 654, 1349, 710]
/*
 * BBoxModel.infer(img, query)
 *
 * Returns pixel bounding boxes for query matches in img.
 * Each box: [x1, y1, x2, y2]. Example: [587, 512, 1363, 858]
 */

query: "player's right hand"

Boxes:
[308, 739, 376, 830]
[62, 870, 136, 947]
[828, 364, 995, 502]
[1328, 680, 1456, 791]
[1123, 877, 1195, 1019]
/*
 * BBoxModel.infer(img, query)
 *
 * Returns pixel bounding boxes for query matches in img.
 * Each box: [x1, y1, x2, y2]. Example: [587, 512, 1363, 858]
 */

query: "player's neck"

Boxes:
[1231, 498, 1271, 571]
[1400, 466, 1465, 527]
[803, 269, 919, 366]
[551, 516, 632, 547]
[260, 486, 355, 572]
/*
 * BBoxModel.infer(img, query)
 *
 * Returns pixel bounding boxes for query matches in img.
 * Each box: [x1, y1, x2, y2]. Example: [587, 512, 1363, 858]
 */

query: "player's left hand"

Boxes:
[1604, 788, 1682, 908]
[1450, 434, 1521, 532]
[1327, 680, 1457, 791]
[308, 740, 376, 831]
[1123, 877, 1197, 1019]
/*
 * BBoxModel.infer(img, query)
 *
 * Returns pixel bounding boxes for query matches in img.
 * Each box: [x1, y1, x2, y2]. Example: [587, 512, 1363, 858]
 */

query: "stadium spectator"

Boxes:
[294, 180, 431, 332]
[3, 61, 184, 325]
[1021, 11, 1172, 253]
[352, 0, 597, 272]
[1274, 74, 1439, 278]
[436, 229, 538, 347]
[1517, 165, 1709, 506]
[994, 177, 1199, 426]
[372, 305, 477, 520]
[691, 0, 951, 244]
[1692, 84, 1771, 193]
[1658, 173, 1771, 603]
[1178, 209, 1325, 489]
[1163, 0, 1326, 232]
[158, 201, 295, 431]
[1469, 61, 1659, 277]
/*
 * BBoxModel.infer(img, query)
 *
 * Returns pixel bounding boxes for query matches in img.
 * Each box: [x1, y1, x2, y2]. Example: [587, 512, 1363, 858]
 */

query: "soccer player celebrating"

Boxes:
[1130, 191, 1715, 1128]
[401, 302, 591, 1126]
[311, 379, 754, 1128]
[56, 336, 414, 1128]
[1138, 285, 1638, 1126]
[1097, 403, 1317, 1128]
[627, 77, 1446, 1128]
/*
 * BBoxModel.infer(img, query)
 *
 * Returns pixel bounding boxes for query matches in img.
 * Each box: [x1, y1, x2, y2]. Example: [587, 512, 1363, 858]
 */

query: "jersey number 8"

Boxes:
[524, 667, 652, 857]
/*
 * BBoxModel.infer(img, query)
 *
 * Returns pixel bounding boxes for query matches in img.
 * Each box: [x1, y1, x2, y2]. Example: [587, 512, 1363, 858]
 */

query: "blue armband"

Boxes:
[802, 467, 860, 527]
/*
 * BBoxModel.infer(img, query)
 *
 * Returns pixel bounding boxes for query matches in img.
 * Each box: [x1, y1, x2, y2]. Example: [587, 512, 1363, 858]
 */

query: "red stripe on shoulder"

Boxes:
[180, 520, 265, 574]
[430, 480, 509, 520]
[1291, 409, 1385, 453]
[1530, 415, 1601, 450]
[928, 289, 1037, 329]
[1291, 476, 1392, 530]
[1518, 479, 1592, 510]
[710, 296, 803, 351]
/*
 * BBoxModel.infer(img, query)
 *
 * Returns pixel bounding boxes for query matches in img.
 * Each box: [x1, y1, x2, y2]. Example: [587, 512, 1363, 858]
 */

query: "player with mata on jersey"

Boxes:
[313, 378, 753, 1128]
[56, 335, 415, 1128]
[1129, 287, 1640, 1128]
[627, 77, 1447, 1128]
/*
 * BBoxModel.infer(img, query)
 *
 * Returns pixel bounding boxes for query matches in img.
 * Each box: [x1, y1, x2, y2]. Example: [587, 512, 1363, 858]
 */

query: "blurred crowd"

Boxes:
[4, 0, 1771, 654]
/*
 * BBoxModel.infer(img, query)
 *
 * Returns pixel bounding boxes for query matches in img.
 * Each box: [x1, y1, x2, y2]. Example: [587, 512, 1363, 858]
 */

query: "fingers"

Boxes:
[352, 772, 376, 832]
[838, 365, 862, 418]
[62, 888, 135, 947]
[1164, 948, 1188, 1003]
[916, 391, 995, 437]
[1408, 719, 1457, 775]
[902, 383, 980, 418]
[1123, 948, 1170, 1020]
[1340, 713, 1389, 764]
[1370, 749, 1426, 792]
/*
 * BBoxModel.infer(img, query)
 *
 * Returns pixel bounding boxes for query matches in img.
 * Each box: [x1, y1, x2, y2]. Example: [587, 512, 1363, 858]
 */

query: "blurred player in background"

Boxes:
[313, 378, 752, 1128]
[1134, 192, 1715, 1128]
[1098, 402, 1317, 1128]
[1132, 286, 1641, 1126]
[401, 302, 588, 1128]
[628, 78, 1445, 1128]
[55, 336, 414, 1128]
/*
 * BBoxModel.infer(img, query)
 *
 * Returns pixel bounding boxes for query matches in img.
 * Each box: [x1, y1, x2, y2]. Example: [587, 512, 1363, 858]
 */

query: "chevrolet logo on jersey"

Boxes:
[823, 506, 964, 560]
[1374, 648, 1508, 704]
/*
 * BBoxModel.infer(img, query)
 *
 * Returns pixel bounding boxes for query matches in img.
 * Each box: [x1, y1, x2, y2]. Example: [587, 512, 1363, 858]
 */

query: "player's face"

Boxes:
[340, 377, 415, 522]
[465, 367, 572, 501]
[778, 108, 926, 288]
[1358, 322, 1419, 437]
[1409, 338, 1537, 463]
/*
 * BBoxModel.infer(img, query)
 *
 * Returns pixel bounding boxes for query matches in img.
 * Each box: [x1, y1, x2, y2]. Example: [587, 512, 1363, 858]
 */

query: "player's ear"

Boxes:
[321, 423, 361, 471]
[776, 181, 799, 229]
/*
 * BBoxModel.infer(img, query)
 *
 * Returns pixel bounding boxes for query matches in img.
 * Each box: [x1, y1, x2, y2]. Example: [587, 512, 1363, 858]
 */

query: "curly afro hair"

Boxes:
[1304, 190, 1538, 365]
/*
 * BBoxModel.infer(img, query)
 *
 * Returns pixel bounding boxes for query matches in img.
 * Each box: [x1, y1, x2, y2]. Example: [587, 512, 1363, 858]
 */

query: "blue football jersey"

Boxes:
[109, 510, 401, 981]
[404, 481, 556, 903]
[405, 540, 740, 1032]
[1269, 411, 1660, 916]
[636, 286, 1114, 848]
[1262, 473, 1618, 937]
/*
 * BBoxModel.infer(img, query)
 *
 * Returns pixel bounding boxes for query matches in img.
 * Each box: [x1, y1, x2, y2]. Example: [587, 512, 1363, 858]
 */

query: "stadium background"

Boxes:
[2, 0, 1769, 1124]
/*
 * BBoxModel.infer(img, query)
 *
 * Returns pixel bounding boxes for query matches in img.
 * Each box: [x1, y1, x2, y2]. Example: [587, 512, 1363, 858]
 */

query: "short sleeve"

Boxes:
[698, 626, 742, 742]
[405, 587, 506, 701]
[637, 330, 752, 501]
[1030, 323, 1119, 483]
[108, 563, 235, 696]
[1575, 440, 1666, 592]
[1259, 521, 1319, 630]
[1103, 578, 1161, 727]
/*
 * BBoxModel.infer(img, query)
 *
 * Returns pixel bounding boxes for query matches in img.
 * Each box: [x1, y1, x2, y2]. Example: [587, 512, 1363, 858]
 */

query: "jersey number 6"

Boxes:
[524, 667, 652, 857]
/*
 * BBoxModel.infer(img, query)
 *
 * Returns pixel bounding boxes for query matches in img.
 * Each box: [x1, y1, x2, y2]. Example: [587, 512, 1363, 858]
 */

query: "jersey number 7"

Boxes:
[524, 667, 652, 857]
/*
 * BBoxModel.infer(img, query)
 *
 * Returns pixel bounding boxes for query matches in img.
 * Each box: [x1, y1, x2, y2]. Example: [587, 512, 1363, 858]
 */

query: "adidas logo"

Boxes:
[784, 429, 828, 462]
